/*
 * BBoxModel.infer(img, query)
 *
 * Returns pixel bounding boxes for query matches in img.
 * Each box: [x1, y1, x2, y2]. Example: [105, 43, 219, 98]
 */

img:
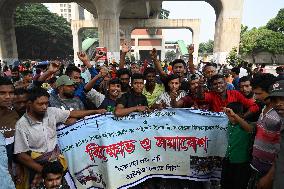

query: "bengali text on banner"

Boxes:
[57, 108, 229, 189]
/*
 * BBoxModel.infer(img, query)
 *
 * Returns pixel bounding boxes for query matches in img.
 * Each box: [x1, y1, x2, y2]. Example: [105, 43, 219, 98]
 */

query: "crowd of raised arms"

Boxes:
[0, 42, 284, 189]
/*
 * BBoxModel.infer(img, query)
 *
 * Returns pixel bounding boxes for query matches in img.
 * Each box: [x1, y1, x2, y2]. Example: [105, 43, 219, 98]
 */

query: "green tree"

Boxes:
[240, 27, 284, 56]
[266, 8, 284, 33]
[240, 24, 248, 37]
[226, 47, 243, 66]
[198, 39, 214, 55]
[82, 28, 98, 41]
[165, 50, 176, 62]
[15, 3, 73, 60]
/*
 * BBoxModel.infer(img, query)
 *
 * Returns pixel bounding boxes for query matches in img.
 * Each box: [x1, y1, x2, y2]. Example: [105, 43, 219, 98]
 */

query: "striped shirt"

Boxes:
[251, 107, 282, 175]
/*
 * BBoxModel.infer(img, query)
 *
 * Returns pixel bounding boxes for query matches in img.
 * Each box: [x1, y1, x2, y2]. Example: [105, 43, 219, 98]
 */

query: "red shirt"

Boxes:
[204, 90, 259, 113]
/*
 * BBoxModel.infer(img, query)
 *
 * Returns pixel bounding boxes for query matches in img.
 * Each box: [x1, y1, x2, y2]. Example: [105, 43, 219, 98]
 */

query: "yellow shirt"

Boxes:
[142, 83, 165, 107]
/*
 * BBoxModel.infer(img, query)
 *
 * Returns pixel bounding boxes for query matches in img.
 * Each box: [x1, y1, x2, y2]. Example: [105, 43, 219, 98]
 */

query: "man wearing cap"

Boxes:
[49, 75, 85, 111]
[269, 80, 284, 189]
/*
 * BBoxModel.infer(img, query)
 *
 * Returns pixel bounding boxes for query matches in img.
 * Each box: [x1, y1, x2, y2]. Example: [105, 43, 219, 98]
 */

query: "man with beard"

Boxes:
[117, 68, 131, 94]
[268, 80, 284, 189]
[203, 63, 235, 90]
[239, 76, 253, 99]
[142, 67, 164, 107]
[14, 87, 107, 187]
[11, 67, 20, 83]
[13, 88, 29, 117]
[199, 74, 259, 117]
[239, 76, 262, 122]
[49, 75, 85, 111]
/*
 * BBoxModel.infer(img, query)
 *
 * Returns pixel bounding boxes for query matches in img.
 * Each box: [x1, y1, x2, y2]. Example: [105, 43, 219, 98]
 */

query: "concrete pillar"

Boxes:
[134, 36, 139, 60]
[71, 3, 80, 21]
[120, 26, 132, 42]
[161, 32, 166, 61]
[72, 29, 82, 66]
[192, 29, 200, 64]
[120, 26, 133, 60]
[213, 0, 244, 64]
[0, 13, 18, 65]
[95, 0, 124, 54]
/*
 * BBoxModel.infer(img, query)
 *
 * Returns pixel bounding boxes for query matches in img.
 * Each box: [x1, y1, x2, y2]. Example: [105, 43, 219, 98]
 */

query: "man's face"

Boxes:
[23, 73, 33, 82]
[11, 71, 20, 82]
[44, 173, 62, 189]
[119, 74, 130, 87]
[230, 71, 237, 78]
[109, 84, 121, 98]
[13, 94, 28, 114]
[69, 71, 81, 84]
[173, 63, 185, 77]
[271, 96, 284, 117]
[0, 85, 14, 109]
[253, 87, 269, 103]
[189, 79, 199, 93]
[131, 64, 140, 74]
[80, 66, 86, 72]
[145, 73, 156, 85]
[203, 66, 217, 79]
[132, 79, 144, 94]
[29, 96, 49, 116]
[168, 78, 180, 92]
[62, 85, 75, 98]
[212, 78, 226, 94]
[239, 81, 252, 97]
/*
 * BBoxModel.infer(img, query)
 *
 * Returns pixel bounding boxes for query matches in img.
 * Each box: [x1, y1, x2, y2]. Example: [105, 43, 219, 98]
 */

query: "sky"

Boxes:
[162, 0, 284, 44]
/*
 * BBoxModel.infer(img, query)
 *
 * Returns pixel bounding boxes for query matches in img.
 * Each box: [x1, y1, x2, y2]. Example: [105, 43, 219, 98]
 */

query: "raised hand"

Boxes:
[223, 107, 236, 117]
[99, 67, 109, 78]
[121, 41, 131, 53]
[187, 44, 194, 55]
[150, 48, 158, 61]
[48, 61, 60, 73]
[77, 52, 89, 63]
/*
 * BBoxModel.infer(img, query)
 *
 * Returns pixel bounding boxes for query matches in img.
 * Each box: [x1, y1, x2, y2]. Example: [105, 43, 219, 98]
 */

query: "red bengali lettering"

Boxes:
[139, 138, 151, 151]
[85, 143, 107, 161]
[154, 136, 209, 152]
[85, 140, 137, 161]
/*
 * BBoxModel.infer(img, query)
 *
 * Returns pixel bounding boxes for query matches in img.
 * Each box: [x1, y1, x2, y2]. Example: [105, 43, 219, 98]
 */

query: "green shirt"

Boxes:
[142, 83, 165, 107]
[225, 122, 252, 163]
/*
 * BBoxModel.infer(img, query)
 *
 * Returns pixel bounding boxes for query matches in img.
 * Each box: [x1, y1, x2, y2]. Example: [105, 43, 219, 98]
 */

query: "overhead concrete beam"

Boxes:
[72, 19, 200, 32]
[71, 18, 200, 63]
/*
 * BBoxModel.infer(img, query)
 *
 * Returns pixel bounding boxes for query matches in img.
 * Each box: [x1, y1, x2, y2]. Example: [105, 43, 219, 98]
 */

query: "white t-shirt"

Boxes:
[156, 91, 187, 107]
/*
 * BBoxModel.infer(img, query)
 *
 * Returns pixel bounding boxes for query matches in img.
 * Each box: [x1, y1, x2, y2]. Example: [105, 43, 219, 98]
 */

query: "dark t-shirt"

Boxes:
[117, 91, 148, 108]
[99, 97, 117, 112]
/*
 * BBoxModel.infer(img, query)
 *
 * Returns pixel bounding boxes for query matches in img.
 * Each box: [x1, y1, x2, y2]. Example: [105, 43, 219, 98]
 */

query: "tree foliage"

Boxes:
[165, 50, 176, 62]
[266, 8, 284, 33]
[198, 39, 214, 55]
[82, 29, 98, 41]
[239, 8, 284, 56]
[240, 27, 284, 55]
[226, 47, 243, 66]
[15, 3, 73, 60]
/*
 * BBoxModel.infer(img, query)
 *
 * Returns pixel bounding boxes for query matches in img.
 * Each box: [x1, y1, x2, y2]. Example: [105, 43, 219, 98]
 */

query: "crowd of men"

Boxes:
[0, 43, 284, 189]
